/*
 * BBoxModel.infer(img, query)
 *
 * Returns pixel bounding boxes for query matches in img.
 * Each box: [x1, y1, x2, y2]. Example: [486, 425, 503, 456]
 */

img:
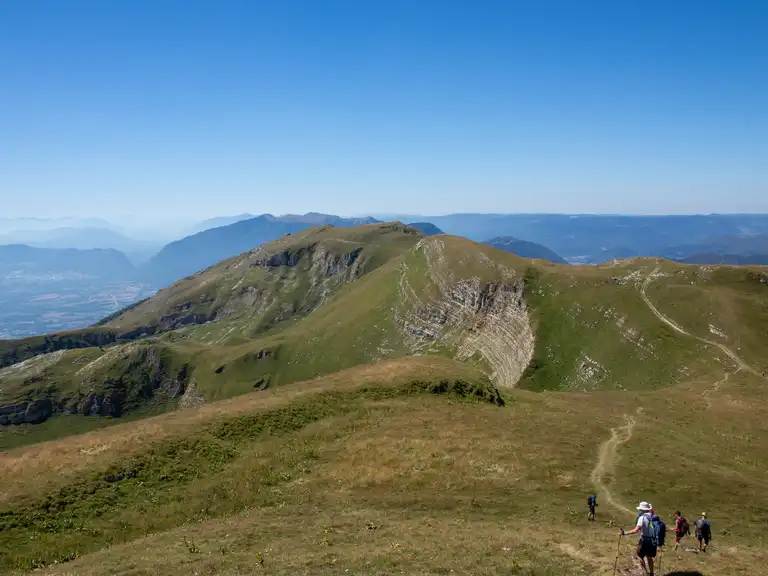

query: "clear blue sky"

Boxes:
[1, 0, 766, 223]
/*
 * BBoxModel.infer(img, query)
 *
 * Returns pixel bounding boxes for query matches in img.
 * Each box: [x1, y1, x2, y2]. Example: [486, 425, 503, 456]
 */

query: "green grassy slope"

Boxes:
[0, 223, 421, 369]
[0, 357, 766, 575]
[519, 259, 725, 392]
[107, 222, 423, 338]
[642, 262, 768, 375]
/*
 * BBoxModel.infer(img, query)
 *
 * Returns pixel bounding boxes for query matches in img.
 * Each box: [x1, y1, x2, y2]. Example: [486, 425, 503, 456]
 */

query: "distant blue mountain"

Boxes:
[659, 233, 768, 260]
[679, 253, 768, 265]
[418, 214, 768, 263]
[0, 244, 136, 280]
[483, 236, 568, 264]
[188, 214, 256, 234]
[407, 222, 444, 235]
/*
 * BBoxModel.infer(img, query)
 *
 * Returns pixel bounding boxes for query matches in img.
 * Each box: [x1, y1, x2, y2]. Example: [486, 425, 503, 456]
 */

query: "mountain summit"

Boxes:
[141, 213, 381, 287]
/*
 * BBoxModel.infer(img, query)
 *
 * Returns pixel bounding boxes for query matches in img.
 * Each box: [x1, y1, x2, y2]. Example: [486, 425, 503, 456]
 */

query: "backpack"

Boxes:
[678, 516, 690, 536]
[641, 513, 659, 548]
[587, 495, 596, 507]
[695, 518, 711, 537]
[651, 516, 666, 547]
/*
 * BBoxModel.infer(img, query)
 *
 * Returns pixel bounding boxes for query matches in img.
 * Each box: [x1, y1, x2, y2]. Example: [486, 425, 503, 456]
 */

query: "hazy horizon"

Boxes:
[5, 209, 768, 234]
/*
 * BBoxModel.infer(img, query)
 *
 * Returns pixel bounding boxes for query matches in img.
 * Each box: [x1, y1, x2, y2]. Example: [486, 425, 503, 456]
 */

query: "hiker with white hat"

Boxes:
[618, 501, 659, 576]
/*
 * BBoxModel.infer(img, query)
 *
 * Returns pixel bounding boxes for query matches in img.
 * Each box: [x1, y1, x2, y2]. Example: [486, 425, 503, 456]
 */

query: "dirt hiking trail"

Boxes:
[703, 367, 741, 409]
[641, 267, 764, 380]
[590, 408, 642, 515]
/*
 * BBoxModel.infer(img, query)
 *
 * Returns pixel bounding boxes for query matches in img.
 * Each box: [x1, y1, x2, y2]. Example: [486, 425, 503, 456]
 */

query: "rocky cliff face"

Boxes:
[0, 399, 54, 425]
[397, 239, 535, 388]
[0, 345, 190, 426]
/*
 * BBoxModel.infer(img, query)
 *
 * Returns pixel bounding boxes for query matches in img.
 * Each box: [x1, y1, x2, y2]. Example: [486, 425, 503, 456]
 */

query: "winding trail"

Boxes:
[585, 269, 760, 572]
[590, 409, 641, 515]
[703, 367, 741, 409]
[640, 267, 764, 379]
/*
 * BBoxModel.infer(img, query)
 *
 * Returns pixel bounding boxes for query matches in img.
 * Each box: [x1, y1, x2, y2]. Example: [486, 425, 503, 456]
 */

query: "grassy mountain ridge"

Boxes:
[3, 223, 767, 448]
[142, 213, 383, 287]
[111, 222, 420, 337]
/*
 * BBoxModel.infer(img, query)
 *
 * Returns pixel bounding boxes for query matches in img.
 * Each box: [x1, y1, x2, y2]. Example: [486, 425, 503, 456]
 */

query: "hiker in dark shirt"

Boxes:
[694, 512, 712, 552]
[673, 510, 690, 550]
[587, 494, 597, 521]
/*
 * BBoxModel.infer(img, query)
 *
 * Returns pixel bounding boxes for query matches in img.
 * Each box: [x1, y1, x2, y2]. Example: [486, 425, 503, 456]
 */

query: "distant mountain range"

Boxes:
[0, 244, 136, 280]
[407, 222, 444, 236]
[417, 214, 768, 263]
[0, 217, 115, 234]
[659, 233, 768, 261]
[483, 237, 568, 264]
[0, 227, 161, 264]
[679, 253, 768, 265]
[187, 214, 256, 234]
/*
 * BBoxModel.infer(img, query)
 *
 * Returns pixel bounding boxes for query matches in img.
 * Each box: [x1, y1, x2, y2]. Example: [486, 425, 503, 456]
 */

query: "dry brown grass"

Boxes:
[0, 356, 479, 505]
[3, 359, 768, 575]
[32, 379, 768, 576]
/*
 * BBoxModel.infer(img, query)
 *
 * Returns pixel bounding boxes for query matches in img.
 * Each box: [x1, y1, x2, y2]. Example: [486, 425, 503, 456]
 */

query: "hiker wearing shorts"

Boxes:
[673, 510, 690, 550]
[587, 494, 597, 521]
[695, 512, 712, 552]
[620, 501, 658, 576]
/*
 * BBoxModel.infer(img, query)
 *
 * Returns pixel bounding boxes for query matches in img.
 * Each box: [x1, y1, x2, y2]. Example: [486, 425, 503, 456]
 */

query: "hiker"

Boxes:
[674, 511, 690, 550]
[619, 501, 658, 576]
[695, 512, 712, 552]
[587, 494, 598, 521]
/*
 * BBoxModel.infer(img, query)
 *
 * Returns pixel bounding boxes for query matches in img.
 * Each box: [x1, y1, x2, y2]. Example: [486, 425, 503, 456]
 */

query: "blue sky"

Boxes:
[1, 0, 766, 223]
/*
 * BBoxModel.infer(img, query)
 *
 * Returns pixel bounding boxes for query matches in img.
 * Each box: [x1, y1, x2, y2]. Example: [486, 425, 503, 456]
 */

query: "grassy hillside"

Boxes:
[0, 357, 766, 575]
[109, 221, 422, 337]
[141, 213, 383, 287]
[3, 224, 768, 450]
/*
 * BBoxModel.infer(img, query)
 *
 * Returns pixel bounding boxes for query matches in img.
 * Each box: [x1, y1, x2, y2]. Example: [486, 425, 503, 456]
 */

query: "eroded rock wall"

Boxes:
[397, 240, 535, 388]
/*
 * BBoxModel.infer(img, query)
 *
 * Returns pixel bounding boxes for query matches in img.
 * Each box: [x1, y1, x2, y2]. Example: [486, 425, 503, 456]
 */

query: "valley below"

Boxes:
[0, 274, 156, 339]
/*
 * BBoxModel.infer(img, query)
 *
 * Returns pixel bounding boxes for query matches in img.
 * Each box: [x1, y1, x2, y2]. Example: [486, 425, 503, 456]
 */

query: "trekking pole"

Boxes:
[658, 547, 662, 573]
[613, 532, 622, 576]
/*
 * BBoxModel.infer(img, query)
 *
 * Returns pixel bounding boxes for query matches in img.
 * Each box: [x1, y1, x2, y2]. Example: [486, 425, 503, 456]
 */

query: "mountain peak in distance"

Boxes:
[483, 236, 568, 264]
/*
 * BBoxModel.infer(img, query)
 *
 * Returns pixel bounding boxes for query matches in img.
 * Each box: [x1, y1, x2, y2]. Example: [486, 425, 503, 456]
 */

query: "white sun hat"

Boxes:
[636, 501, 652, 511]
